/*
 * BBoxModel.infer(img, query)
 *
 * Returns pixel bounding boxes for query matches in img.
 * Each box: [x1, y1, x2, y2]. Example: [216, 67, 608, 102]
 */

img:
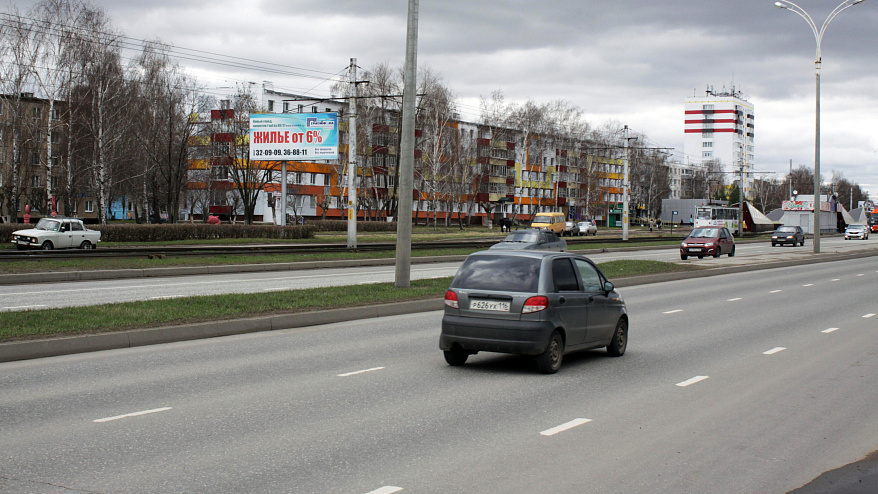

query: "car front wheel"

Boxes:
[536, 331, 564, 374]
[728, 246, 736, 257]
[607, 318, 628, 357]
[41, 241, 53, 250]
[680, 254, 688, 260]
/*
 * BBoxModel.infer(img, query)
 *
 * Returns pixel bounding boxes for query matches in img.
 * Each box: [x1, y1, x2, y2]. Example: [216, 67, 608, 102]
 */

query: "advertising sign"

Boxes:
[249, 113, 338, 161]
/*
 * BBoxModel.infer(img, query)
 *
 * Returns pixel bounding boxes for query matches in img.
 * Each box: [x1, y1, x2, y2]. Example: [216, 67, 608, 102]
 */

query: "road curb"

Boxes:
[2, 246, 876, 363]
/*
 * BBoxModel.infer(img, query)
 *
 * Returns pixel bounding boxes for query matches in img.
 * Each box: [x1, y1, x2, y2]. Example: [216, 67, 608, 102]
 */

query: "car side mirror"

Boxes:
[604, 281, 614, 292]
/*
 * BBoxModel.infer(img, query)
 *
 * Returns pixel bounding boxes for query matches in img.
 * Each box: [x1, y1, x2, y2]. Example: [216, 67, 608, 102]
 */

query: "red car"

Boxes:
[680, 226, 735, 260]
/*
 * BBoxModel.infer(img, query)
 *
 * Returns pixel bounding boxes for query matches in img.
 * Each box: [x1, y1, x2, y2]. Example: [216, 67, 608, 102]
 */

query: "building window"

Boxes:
[703, 141, 713, 148]
[702, 151, 713, 158]
[33, 107, 41, 119]
[220, 100, 230, 110]
[268, 100, 275, 112]
[85, 200, 94, 213]
[283, 102, 290, 112]
[312, 106, 317, 113]
[297, 104, 303, 113]
[32, 175, 40, 187]
[703, 104, 714, 110]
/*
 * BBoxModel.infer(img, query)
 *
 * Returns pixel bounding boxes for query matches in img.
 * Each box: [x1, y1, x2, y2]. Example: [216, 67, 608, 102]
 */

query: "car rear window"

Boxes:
[451, 255, 541, 293]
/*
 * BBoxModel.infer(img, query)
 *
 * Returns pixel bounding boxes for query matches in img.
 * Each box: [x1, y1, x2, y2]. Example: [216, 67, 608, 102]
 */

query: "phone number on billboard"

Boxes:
[253, 149, 308, 157]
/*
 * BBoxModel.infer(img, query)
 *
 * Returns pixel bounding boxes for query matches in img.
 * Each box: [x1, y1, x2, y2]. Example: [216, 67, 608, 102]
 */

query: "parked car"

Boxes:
[440, 250, 629, 374]
[844, 224, 870, 240]
[530, 211, 566, 235]
[680, 226, 735, 260]
[563, 220, 579, 237]
[490, 229, 566, 252]
[11, 217, 101, 250]
[771, 225, 805, 247]
[577, 219, 597, 236]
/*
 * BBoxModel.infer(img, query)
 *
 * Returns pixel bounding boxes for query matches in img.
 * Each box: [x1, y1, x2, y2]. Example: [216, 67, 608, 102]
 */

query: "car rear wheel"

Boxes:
[536, 331, 564, 374]
[41, 241, 53, 250]
[79, 240, 93, 250]
[443, 346, 469, 366]
[607, 318, 628, 357]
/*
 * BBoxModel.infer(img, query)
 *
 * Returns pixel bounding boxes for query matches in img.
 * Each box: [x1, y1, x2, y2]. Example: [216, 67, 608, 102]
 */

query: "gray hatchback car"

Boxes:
[440, 250, 629, 374]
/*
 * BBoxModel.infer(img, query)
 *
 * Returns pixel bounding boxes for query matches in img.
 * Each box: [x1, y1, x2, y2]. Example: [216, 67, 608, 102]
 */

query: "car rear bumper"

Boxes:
[440, 315, 555, 356]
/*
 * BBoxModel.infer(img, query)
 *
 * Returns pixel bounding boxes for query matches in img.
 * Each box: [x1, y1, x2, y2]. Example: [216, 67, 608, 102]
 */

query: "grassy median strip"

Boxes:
[0, 260, 696, 343]
[0, 277, 453, 342]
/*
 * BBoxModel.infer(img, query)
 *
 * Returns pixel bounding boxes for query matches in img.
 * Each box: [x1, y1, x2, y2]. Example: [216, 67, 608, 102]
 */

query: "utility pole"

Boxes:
[395, 0, 418, 287]
[347, 58, 358, 248]
[622, 125, 630, 241]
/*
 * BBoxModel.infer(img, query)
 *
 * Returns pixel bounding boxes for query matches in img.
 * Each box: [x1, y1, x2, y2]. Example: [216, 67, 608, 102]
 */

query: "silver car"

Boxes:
[440, 250, 629, 374]
[577, 219, 597, 236]
[490, 229, 566, 251]
[844, 224, 870, 240]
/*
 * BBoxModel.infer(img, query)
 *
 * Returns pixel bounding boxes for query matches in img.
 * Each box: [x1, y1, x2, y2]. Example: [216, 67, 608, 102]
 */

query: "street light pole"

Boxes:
[774, 0, 865, 253]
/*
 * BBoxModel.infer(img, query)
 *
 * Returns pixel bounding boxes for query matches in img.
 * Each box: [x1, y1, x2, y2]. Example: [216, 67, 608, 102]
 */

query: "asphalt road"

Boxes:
[1, 236, 875, 311]
[2, 256, 876, 493]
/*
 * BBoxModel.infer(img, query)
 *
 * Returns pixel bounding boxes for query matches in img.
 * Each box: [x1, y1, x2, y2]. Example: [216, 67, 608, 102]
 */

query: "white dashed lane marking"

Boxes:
[94, 407, 172, 423]
[763, 347, 787, 355]
[676, 376, 709, 387]
[540, 418, 592, 436]
[338, 367, 385, 377]
[821, 328, 840, 334]
[663, 309, 683, 314]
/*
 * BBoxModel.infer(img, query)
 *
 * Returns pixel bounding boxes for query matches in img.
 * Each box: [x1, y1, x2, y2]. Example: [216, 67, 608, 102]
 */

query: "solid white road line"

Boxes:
[663, 309, 683, 314]
[2, 305, 47, 311]
[365, 487, 403, 494]
[94, 407, 172, 423]
[676, 376, 709, 387]
[821, 328, 840, 334]
[338, 367, 385, 377]
[540, 418, 592, 436]
[149, 295, 184, 300]
[763, 347, 787, 355]
[864, 314, 876, 319]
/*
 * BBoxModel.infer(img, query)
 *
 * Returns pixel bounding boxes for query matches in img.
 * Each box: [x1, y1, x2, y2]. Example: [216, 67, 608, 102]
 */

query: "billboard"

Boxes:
[249, 113, 338, 161]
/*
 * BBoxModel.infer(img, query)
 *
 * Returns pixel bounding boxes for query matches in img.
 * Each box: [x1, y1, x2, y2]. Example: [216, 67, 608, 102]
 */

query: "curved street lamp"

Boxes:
[774, 0, 865, 253]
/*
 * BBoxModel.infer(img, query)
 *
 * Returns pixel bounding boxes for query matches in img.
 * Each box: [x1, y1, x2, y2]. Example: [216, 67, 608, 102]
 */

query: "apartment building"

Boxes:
[186, 86, 651, 226]
[684, 85, 755, 199]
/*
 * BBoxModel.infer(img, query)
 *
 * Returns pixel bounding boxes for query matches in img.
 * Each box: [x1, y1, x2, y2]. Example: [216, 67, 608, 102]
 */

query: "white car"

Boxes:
[577, 220, 598, 236]
[844, 224, 869, 240]
[11, 218, 101, 250]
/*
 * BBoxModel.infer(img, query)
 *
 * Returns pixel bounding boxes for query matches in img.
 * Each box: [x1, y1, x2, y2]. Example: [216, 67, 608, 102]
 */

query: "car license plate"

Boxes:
[470, 300, 510, 312]
[689, 247, 703, 252]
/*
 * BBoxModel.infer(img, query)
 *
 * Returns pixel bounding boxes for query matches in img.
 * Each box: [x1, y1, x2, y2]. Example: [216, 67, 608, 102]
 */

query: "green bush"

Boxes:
[0, 219, 397, 245]
[92, 223, 317, 242]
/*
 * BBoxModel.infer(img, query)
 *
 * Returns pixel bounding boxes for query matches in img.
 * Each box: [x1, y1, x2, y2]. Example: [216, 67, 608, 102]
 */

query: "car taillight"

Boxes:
[522, 296, 549, 313]
[444, 290, 459, 309]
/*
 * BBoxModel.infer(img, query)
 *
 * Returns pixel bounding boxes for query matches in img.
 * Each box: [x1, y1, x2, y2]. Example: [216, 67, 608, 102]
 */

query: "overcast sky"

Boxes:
[11, 0, 878, 200]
